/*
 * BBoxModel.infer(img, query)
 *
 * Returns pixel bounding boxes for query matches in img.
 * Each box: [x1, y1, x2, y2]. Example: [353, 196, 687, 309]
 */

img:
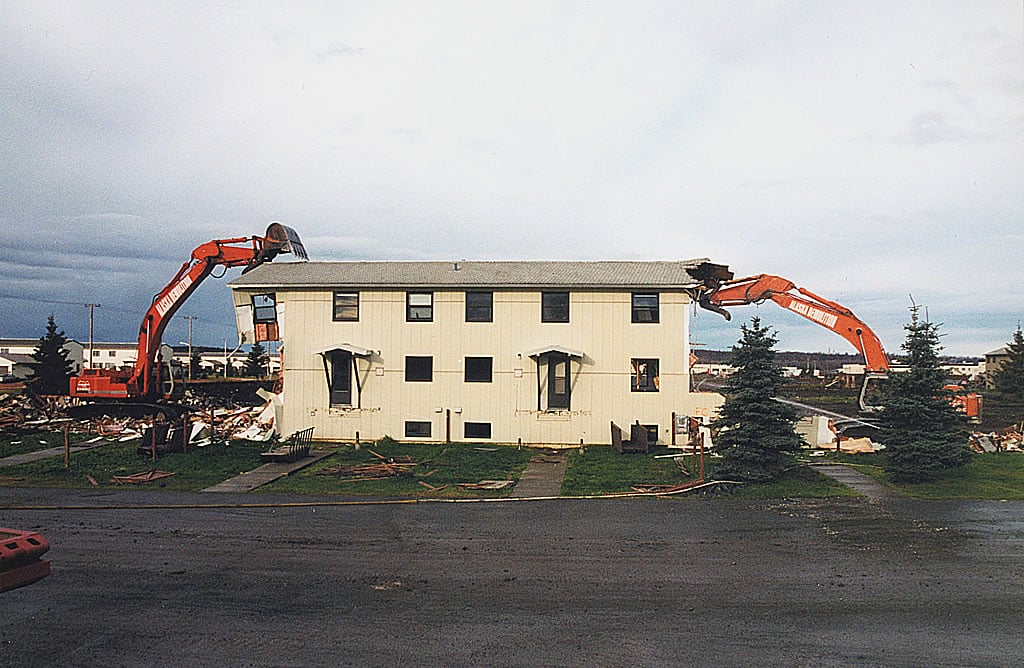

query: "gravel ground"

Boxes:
[2, 487, 1022, 667]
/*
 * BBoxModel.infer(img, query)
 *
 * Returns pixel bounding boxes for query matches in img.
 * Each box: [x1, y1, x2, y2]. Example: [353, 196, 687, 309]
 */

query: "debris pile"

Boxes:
[0, 389, 281, 444]
[317, 450, 416, 480]
[969, 423, 1023, 453]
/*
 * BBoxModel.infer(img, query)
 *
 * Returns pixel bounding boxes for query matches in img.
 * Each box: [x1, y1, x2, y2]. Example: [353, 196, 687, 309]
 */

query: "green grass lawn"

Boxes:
[0, 437, 266, 491]
[561, 445, 687, 495]
[263, 440, 533, 498]
[834, 451, 1024, 499]
[0, 429, 97, 458]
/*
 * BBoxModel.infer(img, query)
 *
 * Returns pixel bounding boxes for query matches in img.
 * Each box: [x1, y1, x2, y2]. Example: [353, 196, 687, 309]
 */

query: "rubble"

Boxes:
[1, 389, 281, 445]
[970, 424, 1023, 453]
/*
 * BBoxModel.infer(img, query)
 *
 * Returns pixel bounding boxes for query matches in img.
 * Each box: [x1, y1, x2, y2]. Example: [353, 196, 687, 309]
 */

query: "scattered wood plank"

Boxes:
[110, 470, 175, 485]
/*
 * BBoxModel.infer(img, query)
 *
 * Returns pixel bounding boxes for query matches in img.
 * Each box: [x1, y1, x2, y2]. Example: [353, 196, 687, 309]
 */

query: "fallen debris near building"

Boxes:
[969, 424, 1023, 453]
[457, 480, 514, 490]
[317, 455, 417, 480]
[110, 470, 176, 485]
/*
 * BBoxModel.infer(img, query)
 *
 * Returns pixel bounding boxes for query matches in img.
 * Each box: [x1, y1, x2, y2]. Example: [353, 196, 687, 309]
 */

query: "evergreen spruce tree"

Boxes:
[27, 315, 75, 396]
[189, 349, 204, 379]
[993, 326, 1024, 401]
[879, 307, 971, 482]
[242, 342, 268, 378]
[712, 317, 802, 483]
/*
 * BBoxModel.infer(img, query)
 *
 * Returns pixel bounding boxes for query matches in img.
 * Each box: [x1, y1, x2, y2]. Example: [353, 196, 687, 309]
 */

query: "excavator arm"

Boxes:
[697, 274, 889, 412]
[71, 222, 307, 405]
[699, 274, 890, 373]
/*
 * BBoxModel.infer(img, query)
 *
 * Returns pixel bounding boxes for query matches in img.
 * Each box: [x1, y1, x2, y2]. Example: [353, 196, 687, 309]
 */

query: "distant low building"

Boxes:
[84, 342, 174, 371]
[0, 338, 85, 377]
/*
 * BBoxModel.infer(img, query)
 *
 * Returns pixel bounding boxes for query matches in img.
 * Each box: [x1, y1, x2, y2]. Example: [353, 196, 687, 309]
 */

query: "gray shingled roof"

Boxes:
[229, 259, 725, 289]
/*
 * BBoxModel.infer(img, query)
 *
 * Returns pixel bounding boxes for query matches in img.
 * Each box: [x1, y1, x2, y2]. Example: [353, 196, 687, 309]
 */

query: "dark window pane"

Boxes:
[405, 421, 431, 438]
[465, 291, 493, 322]
[405, 356, 433, 382]
[464, 422, 491, 439]
[465, 357, 493, 382]
[542, 291, 569, 323]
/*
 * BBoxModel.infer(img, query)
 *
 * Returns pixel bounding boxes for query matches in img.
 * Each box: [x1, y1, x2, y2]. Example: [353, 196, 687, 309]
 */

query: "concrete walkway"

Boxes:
[510, 449, 569, 498]
[813, 464, 902, 502]
[201, 449, 334, 493]
[0, 439, 115, 467]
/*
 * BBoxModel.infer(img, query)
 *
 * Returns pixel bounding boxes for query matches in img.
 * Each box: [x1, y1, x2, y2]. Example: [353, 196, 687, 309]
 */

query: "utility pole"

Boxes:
[183, 315, 196, 380]
[85, 303, 101, 369]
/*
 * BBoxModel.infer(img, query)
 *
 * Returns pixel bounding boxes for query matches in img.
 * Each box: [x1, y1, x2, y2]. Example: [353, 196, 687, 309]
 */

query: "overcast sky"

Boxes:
[2, 1, 1021, 357]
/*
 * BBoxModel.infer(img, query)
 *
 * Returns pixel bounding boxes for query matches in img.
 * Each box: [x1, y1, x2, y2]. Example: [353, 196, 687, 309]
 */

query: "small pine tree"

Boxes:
[189, 350, 203, 379]
[879, 307, 971, 482]
[27, 315, 76, 396]
[243, 342, 268, 378]
[993, 326, 1024, 401]
[712, 317, 803, 483]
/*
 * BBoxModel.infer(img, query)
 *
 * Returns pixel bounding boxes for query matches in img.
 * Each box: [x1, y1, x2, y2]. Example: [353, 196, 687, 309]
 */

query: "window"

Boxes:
[632, 293, 659, 323]
[327, 350, 353, 406]
[466, 291, 493, 322]
[405, 356, 433, 382]
[542, 291, 569, 323]
[108, 350, 117, 357]
[333, 292, 359, 321]
[464, 422, 492, 439]
[631, 358, 660, 392]
[407, 292, 433, 322]
[547, 352, 571, 409]
[92, 350, 100, 357]
[252, 294, 277, 323]
[405, 421, 431, 438]
[465, 357, 493, 383]
[252, 293, 280, 340]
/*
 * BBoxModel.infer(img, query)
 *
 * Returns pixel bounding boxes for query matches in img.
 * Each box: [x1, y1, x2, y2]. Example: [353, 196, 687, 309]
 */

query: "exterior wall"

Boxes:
[235, 287, 723, 446]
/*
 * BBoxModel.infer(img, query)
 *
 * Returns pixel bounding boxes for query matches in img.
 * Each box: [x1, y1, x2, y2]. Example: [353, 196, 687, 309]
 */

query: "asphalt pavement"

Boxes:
[2, 486, 1022, 667]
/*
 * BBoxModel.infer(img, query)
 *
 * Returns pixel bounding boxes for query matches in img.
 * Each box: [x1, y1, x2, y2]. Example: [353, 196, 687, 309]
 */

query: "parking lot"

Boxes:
[2, 487, 1023, 666]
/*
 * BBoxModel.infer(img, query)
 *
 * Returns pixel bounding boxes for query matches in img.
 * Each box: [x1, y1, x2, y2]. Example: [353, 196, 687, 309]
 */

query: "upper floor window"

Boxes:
[465, 291, 493, 322]
[632, 293, 659, 323]
[407, 292, 433, 322]
[252, 293, 278, 323]
[541, 291, 569, 323]
[333, 291, 359, 321]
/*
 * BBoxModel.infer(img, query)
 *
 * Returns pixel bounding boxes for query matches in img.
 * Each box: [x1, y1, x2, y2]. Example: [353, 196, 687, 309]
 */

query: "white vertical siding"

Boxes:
[237, 286, 722, 445]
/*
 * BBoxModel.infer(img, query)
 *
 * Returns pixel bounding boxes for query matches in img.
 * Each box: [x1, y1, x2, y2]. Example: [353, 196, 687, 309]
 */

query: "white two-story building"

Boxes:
[228, 260, 728, 446]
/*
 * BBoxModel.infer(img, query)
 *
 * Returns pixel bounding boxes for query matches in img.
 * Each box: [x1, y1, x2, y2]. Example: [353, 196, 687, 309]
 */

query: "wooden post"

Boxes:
[355, 431, 360, 450]
[445, 409, 451, 444]
[63, 422, 70, 469]
[182, 411, 189, 454]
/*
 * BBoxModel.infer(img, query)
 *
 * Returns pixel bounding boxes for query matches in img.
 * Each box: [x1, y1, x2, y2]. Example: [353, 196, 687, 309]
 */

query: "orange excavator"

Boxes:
[696, 273, 980, 419]
[69, 223, 307, 415]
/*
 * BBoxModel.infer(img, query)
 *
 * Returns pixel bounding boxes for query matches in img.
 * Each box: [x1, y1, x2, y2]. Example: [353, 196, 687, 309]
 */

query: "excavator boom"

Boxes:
[70, 223, 307, 407]
[696, 272, 980, 420]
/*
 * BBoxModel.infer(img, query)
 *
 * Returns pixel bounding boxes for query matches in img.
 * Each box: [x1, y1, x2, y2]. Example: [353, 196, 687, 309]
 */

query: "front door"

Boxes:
[547, 353, 570, 410]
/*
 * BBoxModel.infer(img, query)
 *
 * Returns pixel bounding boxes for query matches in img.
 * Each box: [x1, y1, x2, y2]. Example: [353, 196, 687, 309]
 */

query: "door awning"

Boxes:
[316, 343, 374, 357]
[524, 345, 584, 359]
